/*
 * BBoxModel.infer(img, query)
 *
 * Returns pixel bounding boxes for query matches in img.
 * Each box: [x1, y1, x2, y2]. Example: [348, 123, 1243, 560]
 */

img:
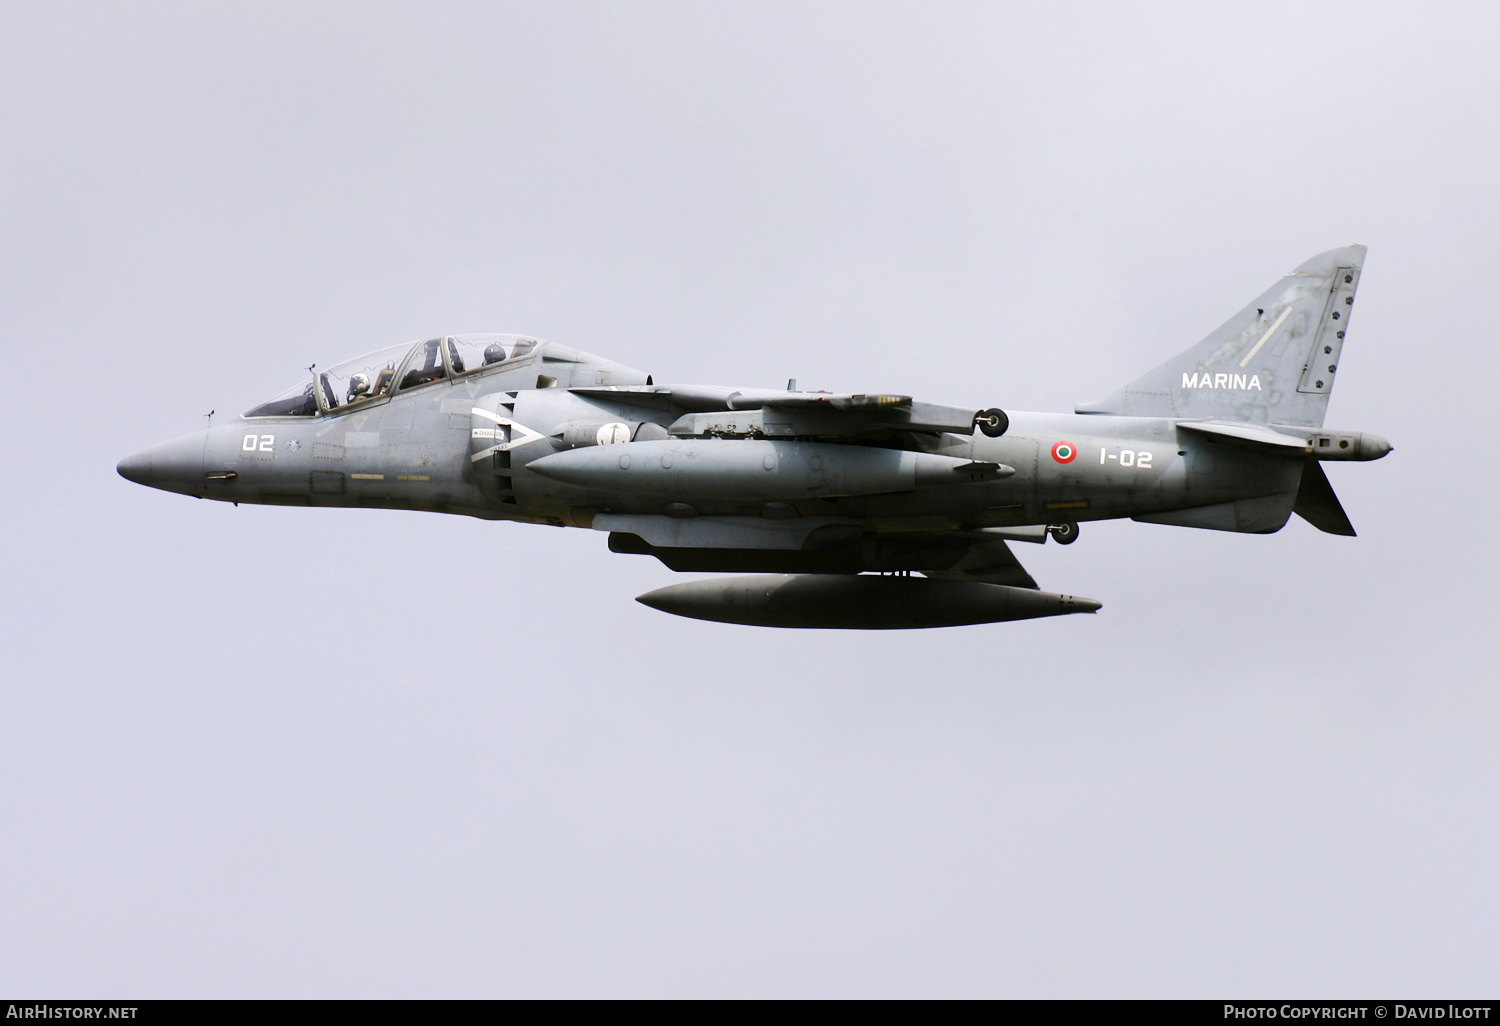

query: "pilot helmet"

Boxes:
[347, 372, 371, 400]
[483, 343, 508, 365]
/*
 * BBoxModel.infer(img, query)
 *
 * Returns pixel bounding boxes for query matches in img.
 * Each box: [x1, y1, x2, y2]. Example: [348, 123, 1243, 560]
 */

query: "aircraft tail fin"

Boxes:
[1293, 459, 1356, 536]
[1076, 245, 1366, 428]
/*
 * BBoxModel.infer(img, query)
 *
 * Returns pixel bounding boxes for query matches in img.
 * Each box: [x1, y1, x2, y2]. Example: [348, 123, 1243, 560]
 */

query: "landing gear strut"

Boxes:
[1047, 522, 1079, 545]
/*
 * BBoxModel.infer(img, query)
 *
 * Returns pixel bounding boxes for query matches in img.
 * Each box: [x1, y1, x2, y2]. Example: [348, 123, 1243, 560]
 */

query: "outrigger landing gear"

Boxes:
[1047, 522, 1079, 545]
[975, 408, 1009, 437]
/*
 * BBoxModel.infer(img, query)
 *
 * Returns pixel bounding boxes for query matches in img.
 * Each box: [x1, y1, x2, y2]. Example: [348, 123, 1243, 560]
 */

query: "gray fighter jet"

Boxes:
[119, 245, 1390, 629]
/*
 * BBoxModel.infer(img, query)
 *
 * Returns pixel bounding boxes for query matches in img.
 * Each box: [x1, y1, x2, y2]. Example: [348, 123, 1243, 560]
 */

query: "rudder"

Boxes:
[1077, 245, 1366, 428]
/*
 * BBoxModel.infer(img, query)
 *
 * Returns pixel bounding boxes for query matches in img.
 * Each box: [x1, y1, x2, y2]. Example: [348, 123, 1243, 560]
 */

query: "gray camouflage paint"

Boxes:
[118, 246, 1390, 625]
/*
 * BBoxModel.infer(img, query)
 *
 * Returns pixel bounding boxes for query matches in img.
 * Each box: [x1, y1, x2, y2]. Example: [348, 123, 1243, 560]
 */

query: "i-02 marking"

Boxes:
[1098, 448, 1154, 469]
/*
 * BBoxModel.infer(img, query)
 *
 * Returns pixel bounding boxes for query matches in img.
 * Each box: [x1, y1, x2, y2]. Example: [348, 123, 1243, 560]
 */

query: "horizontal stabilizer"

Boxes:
[1293, 460, 1356, 536]
[1176, 420, 1310, 452]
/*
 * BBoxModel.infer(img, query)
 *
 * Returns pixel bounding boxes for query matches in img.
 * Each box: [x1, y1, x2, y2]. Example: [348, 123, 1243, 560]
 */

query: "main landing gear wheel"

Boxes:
[976, 408, 1009, 437]
[1047, 522, 1079, 545]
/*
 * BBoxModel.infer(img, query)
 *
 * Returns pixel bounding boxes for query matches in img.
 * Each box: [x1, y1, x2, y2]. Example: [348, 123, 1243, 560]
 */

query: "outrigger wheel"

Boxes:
[1047, 522, 1079, 545]
[976, 408, 1009, 437]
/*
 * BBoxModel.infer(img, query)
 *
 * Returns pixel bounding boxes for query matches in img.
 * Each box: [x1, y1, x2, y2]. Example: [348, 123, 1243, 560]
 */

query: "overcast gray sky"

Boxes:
[1, 1, 1496, 998]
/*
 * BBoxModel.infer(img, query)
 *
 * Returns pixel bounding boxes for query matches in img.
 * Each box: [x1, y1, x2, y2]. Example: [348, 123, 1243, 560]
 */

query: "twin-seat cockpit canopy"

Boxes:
[245, 334, 542, 418]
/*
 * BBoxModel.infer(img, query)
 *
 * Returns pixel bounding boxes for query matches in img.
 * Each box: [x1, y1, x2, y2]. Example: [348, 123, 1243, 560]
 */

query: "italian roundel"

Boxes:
[1051, 441, 1078, 464]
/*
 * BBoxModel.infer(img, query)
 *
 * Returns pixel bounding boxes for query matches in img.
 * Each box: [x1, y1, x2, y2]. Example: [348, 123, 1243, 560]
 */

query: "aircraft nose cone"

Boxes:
[117, 431, 207, 495]
[116, 451, 152, 485]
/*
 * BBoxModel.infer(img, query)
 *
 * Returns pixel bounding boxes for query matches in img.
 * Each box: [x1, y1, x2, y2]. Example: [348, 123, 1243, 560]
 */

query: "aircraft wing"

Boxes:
[571, 385, 982, 437]
[596, 513, 1040, 587]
